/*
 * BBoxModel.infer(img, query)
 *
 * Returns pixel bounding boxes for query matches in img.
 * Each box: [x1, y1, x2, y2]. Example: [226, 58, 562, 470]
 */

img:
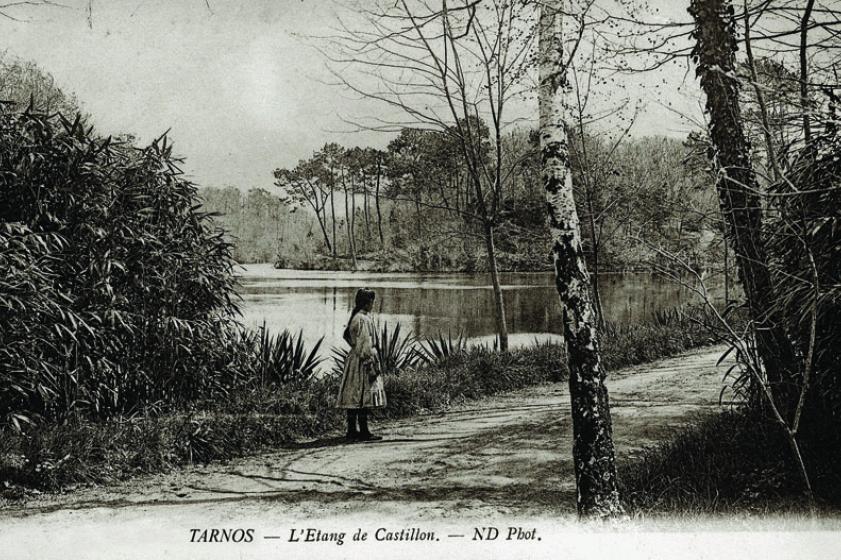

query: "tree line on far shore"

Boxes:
[200, 131, 721, 279]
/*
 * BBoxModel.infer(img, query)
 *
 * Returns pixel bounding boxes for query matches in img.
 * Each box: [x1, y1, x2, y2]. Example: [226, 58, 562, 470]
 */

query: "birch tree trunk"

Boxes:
[539, 0, 622, 517]
[690, 0, 799, 419]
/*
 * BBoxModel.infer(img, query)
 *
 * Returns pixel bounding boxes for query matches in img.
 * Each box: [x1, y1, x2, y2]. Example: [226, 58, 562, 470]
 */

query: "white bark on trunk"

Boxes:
[539, 0, 622, 517]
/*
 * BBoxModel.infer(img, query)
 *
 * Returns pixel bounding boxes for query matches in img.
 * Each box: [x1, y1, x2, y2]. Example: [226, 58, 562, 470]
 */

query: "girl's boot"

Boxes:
[346, 410, 359, 441]
[357, 409, 382, 441]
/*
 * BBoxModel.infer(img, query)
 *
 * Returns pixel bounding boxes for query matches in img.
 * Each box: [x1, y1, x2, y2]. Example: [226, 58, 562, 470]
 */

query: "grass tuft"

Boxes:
[620, 409, 841, 515]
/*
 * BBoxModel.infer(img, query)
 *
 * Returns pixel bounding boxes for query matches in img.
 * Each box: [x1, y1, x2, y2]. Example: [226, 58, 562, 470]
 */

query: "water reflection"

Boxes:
[237, 264, 718, 351]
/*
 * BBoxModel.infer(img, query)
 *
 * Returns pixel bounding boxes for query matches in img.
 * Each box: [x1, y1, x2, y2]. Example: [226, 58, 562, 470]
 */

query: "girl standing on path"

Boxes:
[336, 288, 387, 441]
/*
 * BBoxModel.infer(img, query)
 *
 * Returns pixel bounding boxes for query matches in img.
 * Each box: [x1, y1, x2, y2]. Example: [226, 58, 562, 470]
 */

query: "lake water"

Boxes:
[236, 264, 720, 352]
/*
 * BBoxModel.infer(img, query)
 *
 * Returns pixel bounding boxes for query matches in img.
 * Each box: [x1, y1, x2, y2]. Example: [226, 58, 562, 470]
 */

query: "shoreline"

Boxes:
[236, 262, 682, 277]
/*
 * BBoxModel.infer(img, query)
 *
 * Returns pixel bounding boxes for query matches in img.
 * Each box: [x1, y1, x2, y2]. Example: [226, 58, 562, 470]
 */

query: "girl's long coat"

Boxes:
[336, 312, 387, 409]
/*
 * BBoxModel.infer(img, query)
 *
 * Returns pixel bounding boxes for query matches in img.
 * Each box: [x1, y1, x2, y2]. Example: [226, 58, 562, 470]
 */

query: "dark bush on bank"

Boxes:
[0, 109, 243, 427]
[599, 307, 715, 368]
[764, 129, 841, 428]
[620, 408, 841, 514]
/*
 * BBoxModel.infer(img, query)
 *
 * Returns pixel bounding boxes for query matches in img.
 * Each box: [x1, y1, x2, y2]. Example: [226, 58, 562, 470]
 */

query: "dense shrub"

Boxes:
[766, 128, 841, 427]
[620, 409, 841, 514]
[0, 224, 70, 431]
[599, 307, 715, 369]
[0, 109, 242, 426]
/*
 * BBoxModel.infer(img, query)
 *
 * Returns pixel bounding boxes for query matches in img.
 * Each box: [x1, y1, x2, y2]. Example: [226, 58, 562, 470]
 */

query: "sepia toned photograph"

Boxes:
[0, 1, 840, 558]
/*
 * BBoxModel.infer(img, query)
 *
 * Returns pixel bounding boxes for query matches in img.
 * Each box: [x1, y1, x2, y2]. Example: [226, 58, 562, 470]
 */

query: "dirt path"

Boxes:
[2, 346, 731, 519]
[0, 347, 736, 556]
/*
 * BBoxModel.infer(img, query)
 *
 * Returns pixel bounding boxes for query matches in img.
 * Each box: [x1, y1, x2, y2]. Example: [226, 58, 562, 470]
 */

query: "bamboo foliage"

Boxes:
[766, 127, 841, 428]
[0, 108, 242, 428]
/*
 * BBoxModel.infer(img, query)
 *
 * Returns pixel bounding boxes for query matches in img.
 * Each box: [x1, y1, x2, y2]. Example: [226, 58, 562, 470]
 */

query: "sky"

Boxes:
[0, 0, 704, 190]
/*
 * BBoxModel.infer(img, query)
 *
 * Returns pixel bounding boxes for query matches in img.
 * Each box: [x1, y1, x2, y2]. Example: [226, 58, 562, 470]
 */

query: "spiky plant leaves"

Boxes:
[330, 321, 421, 377]
[373, 322, 421, 375]
[417, 331, 467, 365]
[253, 322, 324, 386]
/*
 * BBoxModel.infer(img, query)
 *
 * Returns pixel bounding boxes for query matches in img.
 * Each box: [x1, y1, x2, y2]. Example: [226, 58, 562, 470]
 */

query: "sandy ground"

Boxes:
[6, 346, 836, 559]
